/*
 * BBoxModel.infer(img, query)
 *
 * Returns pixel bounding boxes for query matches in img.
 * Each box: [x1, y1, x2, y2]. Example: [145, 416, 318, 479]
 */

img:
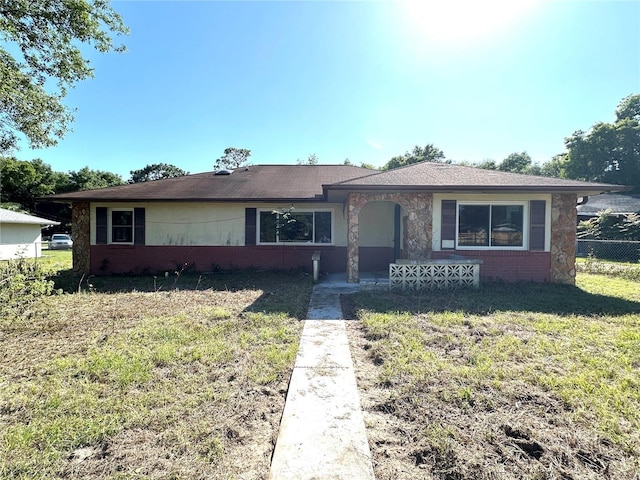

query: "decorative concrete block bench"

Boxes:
[389, 258, 483, 291]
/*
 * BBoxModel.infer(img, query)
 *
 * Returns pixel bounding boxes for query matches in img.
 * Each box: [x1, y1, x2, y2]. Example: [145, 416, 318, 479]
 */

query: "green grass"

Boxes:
[351, 273, 640, 478]
[576, 255, 640, 281]
[0, 265, 311, 479]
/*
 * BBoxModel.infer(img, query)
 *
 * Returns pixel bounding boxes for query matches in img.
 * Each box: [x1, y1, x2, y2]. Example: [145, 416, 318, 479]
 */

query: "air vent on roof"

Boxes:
[215, 169, 234, 176]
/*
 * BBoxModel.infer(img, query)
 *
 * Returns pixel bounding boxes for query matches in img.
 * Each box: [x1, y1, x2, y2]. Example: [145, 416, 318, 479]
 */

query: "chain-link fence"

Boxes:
[576, 239, 640, 263]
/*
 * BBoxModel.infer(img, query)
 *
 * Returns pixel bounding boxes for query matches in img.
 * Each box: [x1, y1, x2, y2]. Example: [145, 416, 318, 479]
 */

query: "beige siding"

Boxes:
[91, 202, 349, 246]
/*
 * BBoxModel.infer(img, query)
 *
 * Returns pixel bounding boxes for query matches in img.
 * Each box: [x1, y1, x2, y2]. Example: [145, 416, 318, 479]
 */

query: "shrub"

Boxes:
[0, 258, 56, 324]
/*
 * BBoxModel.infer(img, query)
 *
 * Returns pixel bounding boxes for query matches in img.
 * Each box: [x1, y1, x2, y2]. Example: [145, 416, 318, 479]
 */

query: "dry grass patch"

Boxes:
[0, 269, 311, 479]
[345, 274, 640, 480]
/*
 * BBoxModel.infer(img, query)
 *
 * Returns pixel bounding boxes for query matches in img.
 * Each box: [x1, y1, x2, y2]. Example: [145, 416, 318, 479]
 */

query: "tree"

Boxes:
[616, 93, 640, 123]
[359, 162, 377, 170]
[0, 157, 61, 211]
[474, 159, 498, 170]
[66, 167, 124, 191]
[498, 152, 533, 174]
[0, 1, 128, 153]
[215, 147, 251, 170]
[562, 94, 640, 192]
[297, 153, 319, 165]
[129, 163, 188, 183]
[382, 144, 447, 170]
[539, 154, 567, 178]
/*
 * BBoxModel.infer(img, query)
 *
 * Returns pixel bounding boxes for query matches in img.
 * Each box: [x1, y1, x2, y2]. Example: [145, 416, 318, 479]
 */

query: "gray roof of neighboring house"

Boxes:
[0, 208, 59, 225]
[45, 162, 631, 203]
[576, 194, 640, 216]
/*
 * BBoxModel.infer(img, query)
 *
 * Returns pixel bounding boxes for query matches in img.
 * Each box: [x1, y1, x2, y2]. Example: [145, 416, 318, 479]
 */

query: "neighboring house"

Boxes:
[576, 193, 640, 221]
[47, 162, 629, 285]
[0, 208, 59, 260]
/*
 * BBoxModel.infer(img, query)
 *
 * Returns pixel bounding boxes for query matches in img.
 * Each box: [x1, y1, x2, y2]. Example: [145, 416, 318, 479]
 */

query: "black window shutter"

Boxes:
[96, 207, 107, 244]
[441, 200, 457, 249]
[245, 208, 256, 245]
[530, 200, 545, 251]
[134, 208, 145, 245]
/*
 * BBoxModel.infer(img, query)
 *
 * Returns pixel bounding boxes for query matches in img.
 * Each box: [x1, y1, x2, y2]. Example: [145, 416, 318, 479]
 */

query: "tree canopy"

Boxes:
[0, 157, 64, 211]
[66, 167, 124, 192]
[498, 152, 532, 174]
[0, 0, 128, 153]
[562, 94, 640, 192]
[215, 147, 251, 170]
[382, 144, 448, 170]
[297, 153, 319, 165]
[129, 163, 188, 183]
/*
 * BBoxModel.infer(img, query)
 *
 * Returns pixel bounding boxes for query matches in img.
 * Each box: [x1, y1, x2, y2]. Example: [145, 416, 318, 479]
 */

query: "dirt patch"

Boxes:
[1, 272, 310, 480]
[340, 293, 358, 320]
[344, 297, 638, 480]
[61, 382, 289, 480]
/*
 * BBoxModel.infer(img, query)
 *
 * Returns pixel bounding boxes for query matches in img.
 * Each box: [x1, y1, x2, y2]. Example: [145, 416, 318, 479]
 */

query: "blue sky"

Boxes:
[25, 0, 640, 179]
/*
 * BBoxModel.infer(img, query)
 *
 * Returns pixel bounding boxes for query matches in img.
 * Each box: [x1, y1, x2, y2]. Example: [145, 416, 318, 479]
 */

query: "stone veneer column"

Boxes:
[346, 192, 432, 283]
[550, 193, 577, 285]
[72, 202, 90, 275]
[404, 193, 432, 260]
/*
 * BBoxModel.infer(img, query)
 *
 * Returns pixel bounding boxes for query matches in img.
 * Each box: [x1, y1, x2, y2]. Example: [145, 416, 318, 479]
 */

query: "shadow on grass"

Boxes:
[50, 269, 314, 320]
[346, 281, 640, 317]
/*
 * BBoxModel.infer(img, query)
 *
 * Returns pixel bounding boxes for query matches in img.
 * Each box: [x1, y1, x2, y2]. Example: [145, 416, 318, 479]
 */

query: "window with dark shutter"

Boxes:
[134, 208, 145, 245]
[529, 200, 546, 251]
[245, 208, 256, 245]
[96, 207, 107, 244]
[441, 200, 456, 249]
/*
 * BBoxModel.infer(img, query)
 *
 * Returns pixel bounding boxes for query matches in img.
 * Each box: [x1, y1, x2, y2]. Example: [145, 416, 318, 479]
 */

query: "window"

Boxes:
[111, 210, 133, 243]
[97, 207, 144, 245]
[458, 203, 524, 248]
[258, 210, 332, 244]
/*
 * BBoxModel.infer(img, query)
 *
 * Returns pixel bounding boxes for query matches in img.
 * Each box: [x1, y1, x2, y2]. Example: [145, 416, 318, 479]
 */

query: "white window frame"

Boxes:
[108, 208, 135, 245]
[456, 201, 528, 250]
[257, 209, 334, 245]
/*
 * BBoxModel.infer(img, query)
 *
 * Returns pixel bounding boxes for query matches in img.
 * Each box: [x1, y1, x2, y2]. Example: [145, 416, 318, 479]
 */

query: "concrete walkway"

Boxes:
[268, 277, 377, 480]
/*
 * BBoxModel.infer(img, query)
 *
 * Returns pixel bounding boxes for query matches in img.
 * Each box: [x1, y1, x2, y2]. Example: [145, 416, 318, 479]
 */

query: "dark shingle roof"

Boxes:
[327, 162, 629, 195]
[46, 162, 630, 203]
[47, 165, 372, 202]
[577, 194, 640, 216]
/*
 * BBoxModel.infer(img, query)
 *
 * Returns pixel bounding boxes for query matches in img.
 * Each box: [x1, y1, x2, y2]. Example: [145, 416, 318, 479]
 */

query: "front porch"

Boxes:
[346, 192, 433, 283]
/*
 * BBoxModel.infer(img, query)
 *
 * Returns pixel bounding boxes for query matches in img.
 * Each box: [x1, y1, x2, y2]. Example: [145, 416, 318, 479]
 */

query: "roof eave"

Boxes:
[324, 184, 631, 195]
[44, 196, 328, 203]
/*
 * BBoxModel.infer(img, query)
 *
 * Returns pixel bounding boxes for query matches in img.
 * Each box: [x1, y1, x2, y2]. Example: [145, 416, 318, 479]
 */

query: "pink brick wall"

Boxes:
[431, 250, 552, 282]
[90, 245, 349, 275]
[91, 245, 551, 282]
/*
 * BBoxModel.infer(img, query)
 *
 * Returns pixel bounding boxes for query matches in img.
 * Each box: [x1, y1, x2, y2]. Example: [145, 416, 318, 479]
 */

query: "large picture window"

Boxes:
[458, 203, 524, 248]
[259, 210, 332, 244]
[111, 210, 133, 243]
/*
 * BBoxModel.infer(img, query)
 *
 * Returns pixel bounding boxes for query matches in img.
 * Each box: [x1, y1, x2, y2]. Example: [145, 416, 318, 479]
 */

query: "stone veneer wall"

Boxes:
[72, 202, 90, 275]
[550, 193, 577, 285]
[347, 192, 432, 282]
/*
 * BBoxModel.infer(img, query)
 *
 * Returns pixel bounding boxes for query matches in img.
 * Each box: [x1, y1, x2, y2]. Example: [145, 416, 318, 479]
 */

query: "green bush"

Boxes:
[0, 258, 56, 324]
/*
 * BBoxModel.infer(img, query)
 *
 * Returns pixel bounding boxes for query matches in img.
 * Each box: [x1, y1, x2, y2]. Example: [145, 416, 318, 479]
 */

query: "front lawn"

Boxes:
[0, 264, 312, 479]
[345, 272, 640, 480]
